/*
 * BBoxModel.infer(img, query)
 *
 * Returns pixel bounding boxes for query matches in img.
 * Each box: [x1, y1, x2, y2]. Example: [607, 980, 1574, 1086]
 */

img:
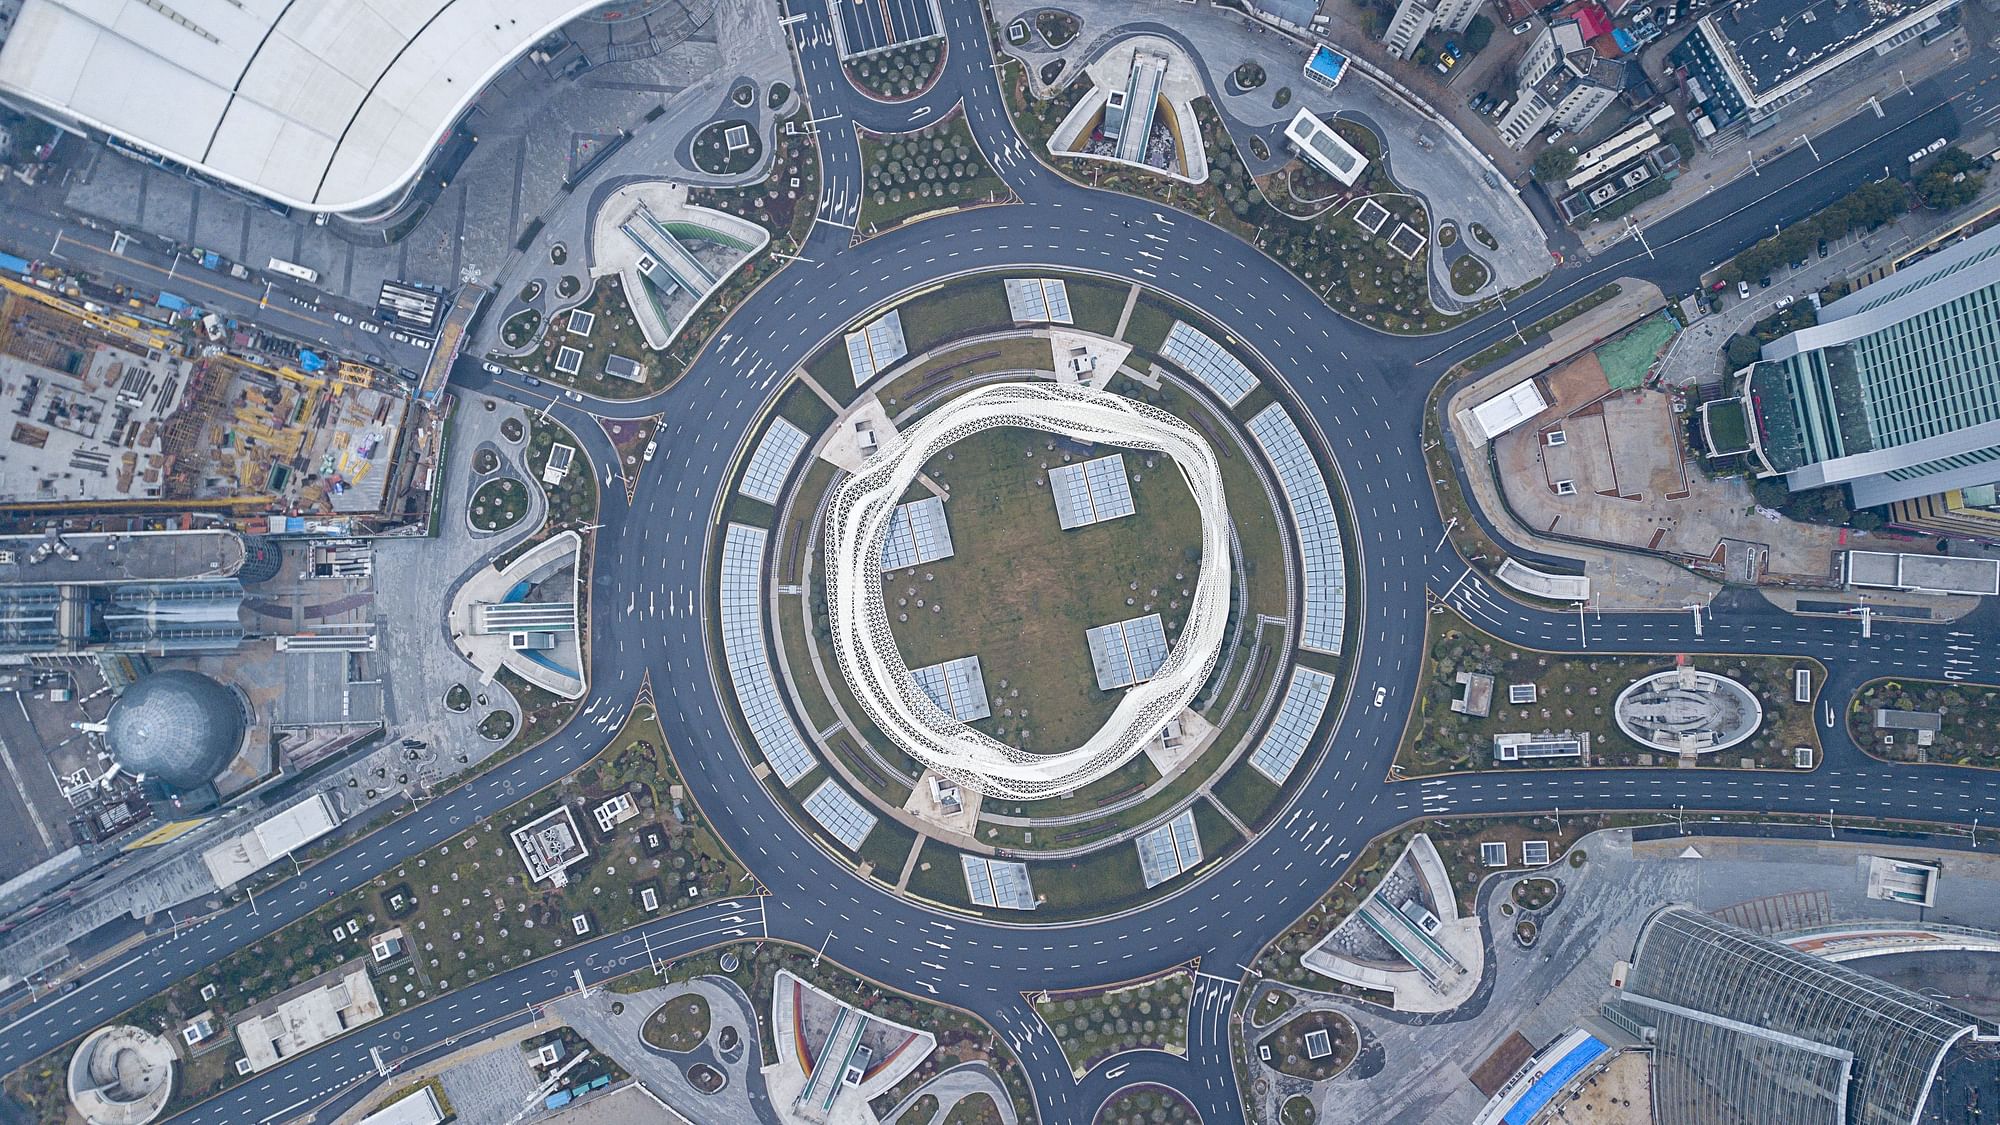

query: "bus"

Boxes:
[267, 258, 320, 284]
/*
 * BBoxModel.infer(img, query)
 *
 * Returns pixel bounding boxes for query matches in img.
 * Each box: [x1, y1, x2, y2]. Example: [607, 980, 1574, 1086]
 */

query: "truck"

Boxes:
[228, 262, 250, 280]
[200, 313, 225, 342]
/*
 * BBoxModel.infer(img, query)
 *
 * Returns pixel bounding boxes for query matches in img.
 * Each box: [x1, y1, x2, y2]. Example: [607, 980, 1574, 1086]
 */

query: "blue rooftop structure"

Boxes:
[1305, 45, 1348, 88]
[1503, 1035, 1611, 1125]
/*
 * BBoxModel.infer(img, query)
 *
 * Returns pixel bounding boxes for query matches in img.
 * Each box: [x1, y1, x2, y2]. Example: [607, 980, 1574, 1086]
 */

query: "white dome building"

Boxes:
[1614, 666, 1763, 755]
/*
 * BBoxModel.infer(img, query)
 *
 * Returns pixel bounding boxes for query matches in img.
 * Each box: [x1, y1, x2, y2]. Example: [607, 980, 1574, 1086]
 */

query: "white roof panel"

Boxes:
[0, 0, 607, 211]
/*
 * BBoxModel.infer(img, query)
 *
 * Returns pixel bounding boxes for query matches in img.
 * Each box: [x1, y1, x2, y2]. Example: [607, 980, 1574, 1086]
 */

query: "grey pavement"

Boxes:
[553, 975, 777, 1124]
[438, 1036, 543, 1125]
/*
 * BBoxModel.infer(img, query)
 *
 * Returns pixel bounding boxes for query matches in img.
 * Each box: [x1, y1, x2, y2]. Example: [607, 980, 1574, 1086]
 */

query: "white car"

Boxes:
[643, 440, 658, 462]
[564, 389, 584, 402]
[481, 362, 503, 375]
[332, 311, 353, 324]
[359, 321, 380, 334]
[408, 335, 431, 350]
[1373, 686, 1387, 707]
[1775, 294, 1795, 309]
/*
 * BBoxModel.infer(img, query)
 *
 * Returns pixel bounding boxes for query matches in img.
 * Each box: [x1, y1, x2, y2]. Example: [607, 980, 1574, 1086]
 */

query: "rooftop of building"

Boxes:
[1707, 0, 1944, 97]
[0, 529, 244, 586]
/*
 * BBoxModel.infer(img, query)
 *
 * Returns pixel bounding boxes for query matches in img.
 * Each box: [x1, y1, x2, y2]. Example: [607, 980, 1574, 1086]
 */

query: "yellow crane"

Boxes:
[0, 275, 174, 351]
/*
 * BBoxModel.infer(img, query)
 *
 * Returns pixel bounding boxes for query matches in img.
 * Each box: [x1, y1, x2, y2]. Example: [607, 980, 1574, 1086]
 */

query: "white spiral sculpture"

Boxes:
[824, 382, 1232, 800]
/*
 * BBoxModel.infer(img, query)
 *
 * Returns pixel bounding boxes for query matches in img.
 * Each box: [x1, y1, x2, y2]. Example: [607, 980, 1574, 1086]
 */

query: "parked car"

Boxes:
[524, 376, 542, 386]
[1818, 238, 1830, 258]
[1710, 280, 1729, 292]
[359, 321, 380, 334]
[1512, 18, 1534, 33]
[564, 389, 583, 402]
[1758, 275, 1772, 288]
[1776, 294, 1795, 309]
[1436, 54, 1457, 73]
[332, 311, 353, 324]
[481, 362, 503, 374]
[1738, 280, 1751, 299]
[643, 440, 658, 462]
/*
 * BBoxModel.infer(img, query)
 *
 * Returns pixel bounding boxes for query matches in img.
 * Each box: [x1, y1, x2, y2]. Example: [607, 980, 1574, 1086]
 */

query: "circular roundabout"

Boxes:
[707, 271, 1357, 922]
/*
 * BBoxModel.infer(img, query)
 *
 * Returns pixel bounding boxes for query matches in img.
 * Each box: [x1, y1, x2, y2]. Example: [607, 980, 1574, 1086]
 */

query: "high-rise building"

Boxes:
[1671, 0, 1958, 129]
[1606, 906, 1993, 1125]
[1383, 0, 1484, 57]
[1742, 223, 2000, 507]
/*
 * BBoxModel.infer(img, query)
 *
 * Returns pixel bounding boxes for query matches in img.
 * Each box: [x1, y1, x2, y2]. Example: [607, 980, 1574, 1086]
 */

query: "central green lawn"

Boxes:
[887, 426, 1203, 754]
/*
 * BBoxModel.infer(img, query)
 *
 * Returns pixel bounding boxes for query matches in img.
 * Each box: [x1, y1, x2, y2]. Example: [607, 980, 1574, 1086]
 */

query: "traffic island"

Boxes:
[1394, 607, 1824, 775]
[708, 271, 1353, 922]
[1848, 678, 2000, 769]
[1028, 965, 1193, 1080]
[856, 110, 1012, 239]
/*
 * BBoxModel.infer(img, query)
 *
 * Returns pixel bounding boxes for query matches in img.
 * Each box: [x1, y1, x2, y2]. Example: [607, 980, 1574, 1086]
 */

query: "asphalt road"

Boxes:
[5, 5, 2000, 1123]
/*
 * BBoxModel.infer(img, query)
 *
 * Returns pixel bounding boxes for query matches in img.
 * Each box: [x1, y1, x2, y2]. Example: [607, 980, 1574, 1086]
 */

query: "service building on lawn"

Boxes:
[1671, 0, 1960, 129]
[1739, 222, 2000, 508]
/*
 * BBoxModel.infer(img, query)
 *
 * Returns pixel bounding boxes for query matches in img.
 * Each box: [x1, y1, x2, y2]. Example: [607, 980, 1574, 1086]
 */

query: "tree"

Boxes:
[1784, 485, 1852, 526]
[1753, 478, 1791, 510]
[1533, 146, 1578, 181]
[1464, 15, 1495, 52]
[1725, 334, 1764, 370]
[1918, 158, 1984, 209]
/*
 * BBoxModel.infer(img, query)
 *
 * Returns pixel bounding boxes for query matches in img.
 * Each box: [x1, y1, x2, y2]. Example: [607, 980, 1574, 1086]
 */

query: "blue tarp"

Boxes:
[156, 292, 190, 311]
[298, 349, 327, 372]
[0, 252, 30, 275]
[1504, 1036, 1611, 1125]
[1612, 28, 1637, 53]
[544, 1090, 572, 1109]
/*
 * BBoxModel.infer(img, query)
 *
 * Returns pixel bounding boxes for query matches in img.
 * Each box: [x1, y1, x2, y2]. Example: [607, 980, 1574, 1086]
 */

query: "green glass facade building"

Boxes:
[1745, 225, 2000, 508]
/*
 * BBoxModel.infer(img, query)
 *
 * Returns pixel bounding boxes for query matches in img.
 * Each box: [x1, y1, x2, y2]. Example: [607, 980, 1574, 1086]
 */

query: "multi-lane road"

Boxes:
[5, 2, 2000, 1121]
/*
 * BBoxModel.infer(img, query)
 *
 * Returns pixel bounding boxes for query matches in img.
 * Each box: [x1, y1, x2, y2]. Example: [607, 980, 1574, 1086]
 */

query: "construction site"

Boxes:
[0, 277, 442, 535]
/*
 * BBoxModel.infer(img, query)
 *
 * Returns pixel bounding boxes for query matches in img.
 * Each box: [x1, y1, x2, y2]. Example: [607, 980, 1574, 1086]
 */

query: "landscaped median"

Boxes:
[2, 704, 745, 1122]
[1848, 678, 2000, 769]
[1028, 964, 1193, 1079]
[1394, 607, 1824, 776]
[856, 109, 1012, 239]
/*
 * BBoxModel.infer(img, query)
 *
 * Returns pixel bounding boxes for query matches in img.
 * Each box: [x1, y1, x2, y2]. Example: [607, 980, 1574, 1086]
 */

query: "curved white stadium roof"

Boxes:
[0, 0, 604, 212]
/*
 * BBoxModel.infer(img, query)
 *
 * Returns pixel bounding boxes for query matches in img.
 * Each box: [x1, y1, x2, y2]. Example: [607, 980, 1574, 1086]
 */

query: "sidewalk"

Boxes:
[1578, 26, 1973, 255]
[1660, 176, 2000, 387]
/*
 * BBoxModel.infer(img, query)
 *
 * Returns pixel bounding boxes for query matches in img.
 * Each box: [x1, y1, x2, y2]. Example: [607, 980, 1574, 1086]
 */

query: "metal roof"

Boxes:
[106, 669, 246, 791]
[0, 0, 609, 211]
